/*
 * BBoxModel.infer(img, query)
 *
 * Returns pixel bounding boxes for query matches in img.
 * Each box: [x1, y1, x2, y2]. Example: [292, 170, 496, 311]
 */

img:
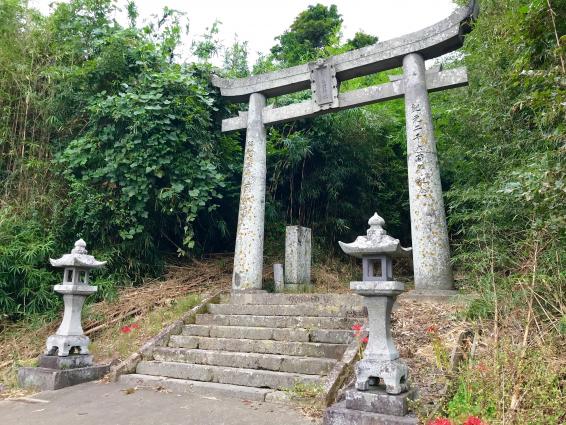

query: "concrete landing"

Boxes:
[0, 381, 316, 425]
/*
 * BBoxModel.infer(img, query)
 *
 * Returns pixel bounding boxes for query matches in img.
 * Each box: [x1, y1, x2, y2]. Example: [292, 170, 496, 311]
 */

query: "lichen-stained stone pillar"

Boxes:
[403, 53, 454, 291]
[232, 92, 267, 290]
[285, 226, 312, 286]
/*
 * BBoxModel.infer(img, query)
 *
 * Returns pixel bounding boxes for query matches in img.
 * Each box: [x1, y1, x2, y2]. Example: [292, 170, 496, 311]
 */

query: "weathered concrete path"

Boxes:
[0, 381, 317, 425]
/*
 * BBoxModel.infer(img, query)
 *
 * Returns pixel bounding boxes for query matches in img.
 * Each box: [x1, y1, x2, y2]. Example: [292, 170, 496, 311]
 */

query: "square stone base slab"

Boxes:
[38, 354, 93, 369]
[346, 388, 417, 416]
[324, 401, 418, 425]
[18, 364, 110, 391]
[400, 289, 461, 303]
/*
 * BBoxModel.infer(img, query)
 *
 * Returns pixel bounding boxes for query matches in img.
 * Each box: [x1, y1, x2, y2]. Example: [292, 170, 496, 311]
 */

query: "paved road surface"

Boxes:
[0, 381, 319, 425]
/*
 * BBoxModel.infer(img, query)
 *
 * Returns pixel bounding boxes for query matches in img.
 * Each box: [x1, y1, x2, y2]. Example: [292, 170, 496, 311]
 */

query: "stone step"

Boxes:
[152, 347, 336, 375]
[207, 303, 365, 317]
[168, 335, 347, 359]
[120, 373, 274, 401]
[195, 314, 362, 330]
[182, 324, 353, 344]
[230, 292, 363, 307]
[136, 361, 322, 390]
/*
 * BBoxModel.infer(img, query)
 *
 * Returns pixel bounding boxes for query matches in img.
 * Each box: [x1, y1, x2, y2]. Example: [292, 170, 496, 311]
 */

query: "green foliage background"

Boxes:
[0, 0, 564, 420]
[0, 0, 242, 317]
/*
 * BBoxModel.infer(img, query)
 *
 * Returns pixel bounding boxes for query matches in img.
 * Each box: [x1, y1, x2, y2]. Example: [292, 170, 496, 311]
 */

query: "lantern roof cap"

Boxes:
[339, 213, 412, 258]
[49, 239, 107, 269]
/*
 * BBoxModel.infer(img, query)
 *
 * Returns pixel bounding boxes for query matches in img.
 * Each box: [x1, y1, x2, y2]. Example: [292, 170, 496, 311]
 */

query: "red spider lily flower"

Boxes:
[428, 418, 452, 425]
[463, 416, 485, 425]
[426, 325, 438, 334]
[120, 325, 132, 334]
[361, 336, 369, 344]
[352, 323, 363, 331]
[130, 323, 140, 329]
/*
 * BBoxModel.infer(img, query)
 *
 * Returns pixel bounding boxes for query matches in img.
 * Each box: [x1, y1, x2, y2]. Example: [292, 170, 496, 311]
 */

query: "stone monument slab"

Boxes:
[285, 226, 312, 286]
[273, 263, 284, 292]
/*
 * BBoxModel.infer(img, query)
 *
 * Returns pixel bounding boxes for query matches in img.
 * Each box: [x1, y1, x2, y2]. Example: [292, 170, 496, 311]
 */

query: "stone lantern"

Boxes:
[18, 239, 110, 390]
[325, 213, 417, 424]
[46, 239, 106, 357]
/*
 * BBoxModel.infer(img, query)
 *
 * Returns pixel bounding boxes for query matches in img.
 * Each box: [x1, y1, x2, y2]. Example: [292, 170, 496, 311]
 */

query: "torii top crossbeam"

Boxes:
[212, 1, 478, 132]
[212, 1, 478, 101]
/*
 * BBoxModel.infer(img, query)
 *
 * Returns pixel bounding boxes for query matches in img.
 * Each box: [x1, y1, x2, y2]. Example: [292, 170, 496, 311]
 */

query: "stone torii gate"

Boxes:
[213, 1, 478, 293]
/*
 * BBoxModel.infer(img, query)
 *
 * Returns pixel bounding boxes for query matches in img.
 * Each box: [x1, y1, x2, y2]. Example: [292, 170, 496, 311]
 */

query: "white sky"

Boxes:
[30, 0, 457, 65]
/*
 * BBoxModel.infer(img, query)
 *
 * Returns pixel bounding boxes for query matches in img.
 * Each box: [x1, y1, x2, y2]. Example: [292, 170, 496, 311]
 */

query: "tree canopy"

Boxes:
[270, 4, 343, 65]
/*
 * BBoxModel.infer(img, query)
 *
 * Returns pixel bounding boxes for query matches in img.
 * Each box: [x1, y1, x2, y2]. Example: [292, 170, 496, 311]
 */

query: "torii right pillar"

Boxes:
[403, 53, 456, 297]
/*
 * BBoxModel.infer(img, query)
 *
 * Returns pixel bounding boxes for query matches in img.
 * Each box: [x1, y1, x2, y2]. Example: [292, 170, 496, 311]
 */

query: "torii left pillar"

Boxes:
[232, 92, 266, 290]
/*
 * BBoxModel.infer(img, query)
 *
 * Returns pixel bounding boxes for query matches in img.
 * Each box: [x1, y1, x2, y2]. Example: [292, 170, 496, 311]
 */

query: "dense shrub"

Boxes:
[430, 1, 565, 422]
[0, 0, 237, 317]
[0, 207, 59, 318]
[59, 67, 225, 258]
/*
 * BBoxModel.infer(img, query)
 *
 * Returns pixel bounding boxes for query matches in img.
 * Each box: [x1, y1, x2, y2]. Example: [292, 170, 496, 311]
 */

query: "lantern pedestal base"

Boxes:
[46, 334, 91, 356]
[356, 358, 409, 394]
[18, 355, 109, 391]
[38, 354, 93, 369]
[345, 387, 417, 416]
[324, 400, 418, 425]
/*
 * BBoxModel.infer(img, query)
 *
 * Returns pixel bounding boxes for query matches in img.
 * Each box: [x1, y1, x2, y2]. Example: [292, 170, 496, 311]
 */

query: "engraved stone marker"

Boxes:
[285, 226, 312, 286]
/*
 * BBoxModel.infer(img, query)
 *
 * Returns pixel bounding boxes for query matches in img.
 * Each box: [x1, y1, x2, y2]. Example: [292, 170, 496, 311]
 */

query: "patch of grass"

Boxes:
[90, 294, 201, 361]
[464, 296, 495, 321]
[438, 339, 565, 425]
[283, 380, 326, 420]
[311, 259, 358, 293]
[263, 279, 276, 293]
[283, 380, 325, 399]
[0, 315, 57, 396]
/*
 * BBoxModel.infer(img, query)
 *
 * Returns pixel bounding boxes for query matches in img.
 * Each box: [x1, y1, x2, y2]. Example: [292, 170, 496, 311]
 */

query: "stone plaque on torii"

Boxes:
[213, 1, 479, 293]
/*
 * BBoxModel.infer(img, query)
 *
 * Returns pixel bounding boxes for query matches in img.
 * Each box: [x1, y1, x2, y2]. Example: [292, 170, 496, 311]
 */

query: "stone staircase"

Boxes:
[120, 292, 365, 402]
